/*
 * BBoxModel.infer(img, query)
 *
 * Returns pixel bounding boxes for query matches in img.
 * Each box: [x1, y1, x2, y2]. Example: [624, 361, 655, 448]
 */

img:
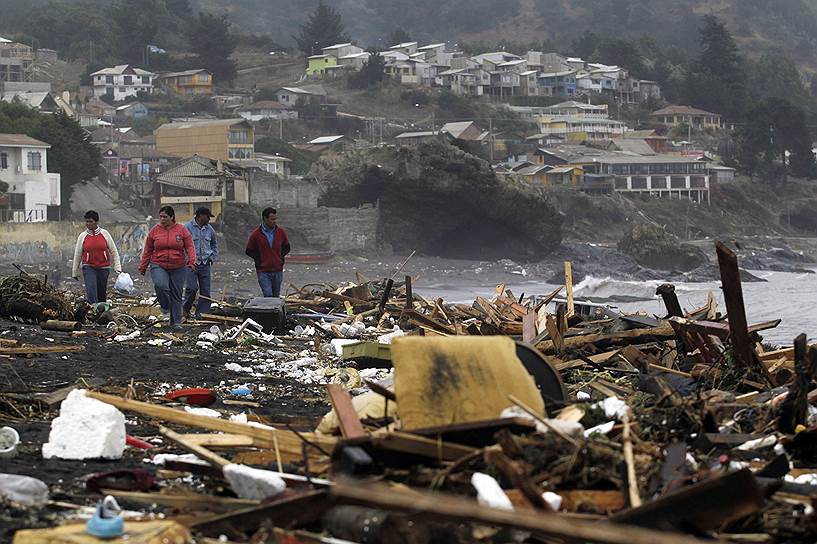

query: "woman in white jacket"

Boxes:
[72, 210, 122, 303]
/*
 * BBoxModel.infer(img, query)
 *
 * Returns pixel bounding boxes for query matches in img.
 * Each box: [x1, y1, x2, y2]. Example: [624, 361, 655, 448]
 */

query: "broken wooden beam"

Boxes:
[0, 345, 86, 355]
[715, 241, 753, 368]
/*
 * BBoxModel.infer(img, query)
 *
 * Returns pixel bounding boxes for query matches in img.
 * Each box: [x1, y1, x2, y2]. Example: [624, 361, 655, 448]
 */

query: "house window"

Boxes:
[27, 151, 42, 171]
[0, 152, 6, 169]
[124, 75, 132, 85]
[105, 75, 113, 84]
[199, 74, 210, 82]
[229, 148, 252, 159]
[229, 130, 249, 144]
[141, 75, 150, 84]
[119, 87, 126, 93]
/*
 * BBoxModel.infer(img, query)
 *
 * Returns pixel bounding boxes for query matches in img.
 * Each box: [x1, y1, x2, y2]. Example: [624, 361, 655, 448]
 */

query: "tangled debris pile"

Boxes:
[3, 241, 817, 543]
[0, 271, 73, 323]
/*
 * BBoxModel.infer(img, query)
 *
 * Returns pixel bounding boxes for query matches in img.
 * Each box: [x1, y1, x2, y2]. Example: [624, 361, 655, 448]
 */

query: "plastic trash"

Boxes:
[86, 495, 124, 539]
[0, 426, 20, 458]
[0, 474, 49, 505]
[113, 272, 135, 295]
[230, 386, 252, 396]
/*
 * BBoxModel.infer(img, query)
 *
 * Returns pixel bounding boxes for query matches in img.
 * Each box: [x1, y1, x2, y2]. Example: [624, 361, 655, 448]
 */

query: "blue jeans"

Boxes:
[183, 262, 211, 318]
[82, 266, 110, 304]
[150, 265, 186, 325]
[257, 271, 283, 297]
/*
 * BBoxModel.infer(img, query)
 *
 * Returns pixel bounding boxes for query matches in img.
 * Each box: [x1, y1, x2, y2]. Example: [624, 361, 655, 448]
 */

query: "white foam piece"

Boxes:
[184, 406, 222, 418]
[224, 463, 286, 500]
[471, 472, 513, 511]
[42, 389, 126, 460]
[329, 339, 358, 356]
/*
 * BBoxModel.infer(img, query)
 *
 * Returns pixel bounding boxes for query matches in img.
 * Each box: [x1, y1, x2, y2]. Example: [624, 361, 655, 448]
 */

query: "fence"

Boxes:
[0, 209, 45, 222]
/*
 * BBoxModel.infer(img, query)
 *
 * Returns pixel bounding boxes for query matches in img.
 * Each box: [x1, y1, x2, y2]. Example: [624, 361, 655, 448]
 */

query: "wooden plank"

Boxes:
[611, 469, 764, 532]
[404, 275, 413, 309]
[85, 391, 336, 457]
[191, 490, 330, 537]
[545, 314, 563, 353]
[105, 490, 258, 511]
[361, 431, 477, 462]
[160, 426, 230, 468]
[536, 325, 675, 355]
[330, 479, 711, 544]
[564, 261, 574, 318]
[35, 379, 106, 407]
[175, 433, 259, 448]
[0, 338, 19, 347]
[522, 311, 537, 344]
[715, 241, 753, 368]
[0, 345, 85, 355]
[326, 384, 366, 439]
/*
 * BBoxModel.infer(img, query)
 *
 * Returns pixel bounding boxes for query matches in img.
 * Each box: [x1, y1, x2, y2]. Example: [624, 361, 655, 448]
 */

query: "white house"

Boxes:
[321, 43, 363, 59]
[254, 153, 292, 176]
[0, 134, 61, 222]
[90, 64, 155, 102]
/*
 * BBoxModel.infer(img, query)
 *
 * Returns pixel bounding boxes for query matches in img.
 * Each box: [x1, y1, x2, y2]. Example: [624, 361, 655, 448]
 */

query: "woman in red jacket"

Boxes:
[139, 206, 196, 329]
[71, 210, 122, 303]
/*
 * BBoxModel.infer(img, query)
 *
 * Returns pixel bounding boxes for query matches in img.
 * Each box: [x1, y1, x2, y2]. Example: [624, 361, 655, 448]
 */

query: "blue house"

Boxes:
[538, 70, 577, 97]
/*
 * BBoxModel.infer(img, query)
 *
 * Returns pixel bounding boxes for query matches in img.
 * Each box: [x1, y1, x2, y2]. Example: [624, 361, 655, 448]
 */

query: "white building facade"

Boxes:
[0, 134, 61, 221]
[90, 64, 155, 102]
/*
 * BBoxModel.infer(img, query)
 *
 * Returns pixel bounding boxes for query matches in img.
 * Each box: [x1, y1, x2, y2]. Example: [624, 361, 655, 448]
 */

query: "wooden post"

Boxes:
[378, 278, 394, 311]
[564, 261, 574, 318]
[41, 320, 83, 332]
[655, 284, 683, 318]
[404, 275, 413, 310]
[715, 241, 752, 368]
[522, 311, 536, 343]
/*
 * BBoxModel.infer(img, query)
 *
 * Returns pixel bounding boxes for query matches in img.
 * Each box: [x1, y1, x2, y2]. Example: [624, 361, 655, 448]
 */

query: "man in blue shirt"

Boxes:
[183, 207, 219, 319]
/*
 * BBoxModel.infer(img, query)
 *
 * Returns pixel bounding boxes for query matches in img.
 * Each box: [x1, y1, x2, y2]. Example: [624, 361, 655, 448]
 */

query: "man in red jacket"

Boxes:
[245, 207, 290, 297]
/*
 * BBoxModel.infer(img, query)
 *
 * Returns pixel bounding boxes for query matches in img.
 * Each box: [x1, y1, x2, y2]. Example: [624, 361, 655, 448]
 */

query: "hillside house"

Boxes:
[0, 39, 34, 83]
[389, 42, 419, 56]
[650, 105, 723, 130]
[338, 52, 371, 70]
[306, 54, 339, 76]
[534, 101, 626, 142]
[0, 134, 61, 221]
[253, 153, 292, 176]
[321, 43, 363, 59]
[91, 65, 155, 101]
[154, 118, 254, 161]
[237, 100, 297, 121]
[114, 101, 148, 120]
[0, 91, 61, 113]
[273, 86, 327, 106]
[154, 155, 249, 222]
[157, 69, 213, 95]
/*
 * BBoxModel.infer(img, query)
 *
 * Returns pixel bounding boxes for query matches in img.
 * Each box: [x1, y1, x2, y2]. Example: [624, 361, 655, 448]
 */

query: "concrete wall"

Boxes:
[0, 221, 150, 265]
[249, 176, 320, 209]
[280, 205, 378, 252]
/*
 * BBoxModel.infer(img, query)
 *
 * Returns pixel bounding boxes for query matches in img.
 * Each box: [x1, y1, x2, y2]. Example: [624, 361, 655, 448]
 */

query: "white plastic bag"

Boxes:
[114, 272, 135, 294]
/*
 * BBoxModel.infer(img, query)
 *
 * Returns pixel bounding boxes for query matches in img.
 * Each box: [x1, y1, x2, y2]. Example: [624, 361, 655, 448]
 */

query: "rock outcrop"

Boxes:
[315, 141, 563, 260]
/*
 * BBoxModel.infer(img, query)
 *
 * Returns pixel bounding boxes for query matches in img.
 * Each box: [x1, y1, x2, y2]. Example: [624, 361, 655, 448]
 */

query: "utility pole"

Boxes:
[488, 117, 494, 162]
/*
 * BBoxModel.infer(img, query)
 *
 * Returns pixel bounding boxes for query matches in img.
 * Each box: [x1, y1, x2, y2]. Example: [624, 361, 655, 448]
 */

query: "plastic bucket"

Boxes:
[0, 426, 20, 458]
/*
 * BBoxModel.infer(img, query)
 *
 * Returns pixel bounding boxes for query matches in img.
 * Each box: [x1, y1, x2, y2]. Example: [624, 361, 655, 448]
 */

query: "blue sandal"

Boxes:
[86, 495, 124, 539]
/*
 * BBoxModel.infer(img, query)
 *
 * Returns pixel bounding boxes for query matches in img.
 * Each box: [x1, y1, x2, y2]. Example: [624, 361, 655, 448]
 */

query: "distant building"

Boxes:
[533, 101, 626, 142]
[272, 86, 327, 106]
[237, 100, 297, 122]
[0, 133, 61, 221]
[154, 155, 248, 222]
[154, 118, 254, 161]
[650, 105, 723, 130]
[115, 101, 149, 119]
[157, 69, 213, 96]
[0, 40, 34, 83]
[306, 54, 339, 76]
[252, 153, 292, 176]
[0, 91, 62, 113]
[90, 64, 155, 101]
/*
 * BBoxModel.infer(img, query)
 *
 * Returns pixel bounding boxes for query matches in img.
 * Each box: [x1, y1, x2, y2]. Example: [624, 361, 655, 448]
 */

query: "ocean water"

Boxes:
[419, 269, 817, 346]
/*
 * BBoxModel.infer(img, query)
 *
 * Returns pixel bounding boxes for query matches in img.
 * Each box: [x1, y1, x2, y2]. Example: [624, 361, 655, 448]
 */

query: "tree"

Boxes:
[385, 29, 411, 48]
[685, 16, 746, 120]
[293, 1, 349, 56]
[350, 52, 386, 89]
[109, 0, 167, 64]
[0, 103, 101, 202]
[735, 98, 815, 181]
[187, 12, 238, 85]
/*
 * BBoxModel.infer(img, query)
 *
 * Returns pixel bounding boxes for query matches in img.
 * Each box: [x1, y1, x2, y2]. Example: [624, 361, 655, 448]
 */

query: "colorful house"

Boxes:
[306, 55, 339, 76]
[157, 69, 213, 96]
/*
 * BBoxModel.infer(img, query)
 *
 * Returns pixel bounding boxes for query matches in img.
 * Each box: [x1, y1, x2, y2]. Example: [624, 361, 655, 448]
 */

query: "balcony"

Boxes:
[0, 208, 46, 222]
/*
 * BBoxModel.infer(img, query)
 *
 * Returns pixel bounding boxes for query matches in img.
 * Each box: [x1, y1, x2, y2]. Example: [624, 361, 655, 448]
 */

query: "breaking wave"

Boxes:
[572, 276, 707, 302]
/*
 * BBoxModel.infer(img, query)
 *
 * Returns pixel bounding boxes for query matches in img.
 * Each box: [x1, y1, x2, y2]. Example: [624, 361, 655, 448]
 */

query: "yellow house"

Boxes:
[306, 54, 338, 76]
[544, 166, 584, 186]
[154, 119, 254, 162]
[649, 105, 722, 129]
[157, 69, 213, 95]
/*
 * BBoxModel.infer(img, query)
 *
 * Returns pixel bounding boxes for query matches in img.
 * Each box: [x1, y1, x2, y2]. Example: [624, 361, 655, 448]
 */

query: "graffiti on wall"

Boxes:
[116, 223, 149, 264]
[0, 241, 63, 264]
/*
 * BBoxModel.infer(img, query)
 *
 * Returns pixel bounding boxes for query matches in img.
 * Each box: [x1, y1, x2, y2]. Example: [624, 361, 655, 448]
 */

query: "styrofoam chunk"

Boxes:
[471, 472, 514, 511]
[223, 463, 286, 500]
[42, 389, 126, 460]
